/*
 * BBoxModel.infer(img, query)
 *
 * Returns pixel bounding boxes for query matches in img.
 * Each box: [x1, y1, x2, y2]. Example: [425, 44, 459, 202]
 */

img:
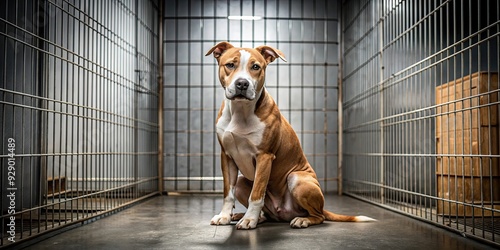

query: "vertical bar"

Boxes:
[174, 0, 179, 191]
[199, 0, 204, 192]
[31, 0, 39, 235]
[86, 0, 92, 216]
[494, 0, 499, 242]
[378, 0, 385, 204]
[28, 0, 34, 234]
[134, 0, 139, 201]
[373, 0, 376, 199]
[52, 0, 58, 224]
[322, 0, 327, 193]
[99, 0, 105, 210]
[1, 0, 6, 242]
[81, 0, 86, 215]
[414, 0, 419, 214]
[186, 0, 191, 191]
[467, 0, 473, 231]
[337, 0, 343, 196]
[402, 0, 407, 210]
[212, 0, 217, 191]
[275, 0, 279, 107]
[485, 0, 493, 241]
[475, 0, 485, 237]
[63, 0, 69, 223]
[487, 4, 494, 239]
[158, 0, 164, 194]
[18, 0, 26, 238]
[288, 0, 292, 133]
[108, 0, 114, 209]
[90, 0, 96, 216]
[430, 0, 436, 223]
[296, 0, 306, 187]
[127, 0, 131, 203]
[423, 0, 430, 218]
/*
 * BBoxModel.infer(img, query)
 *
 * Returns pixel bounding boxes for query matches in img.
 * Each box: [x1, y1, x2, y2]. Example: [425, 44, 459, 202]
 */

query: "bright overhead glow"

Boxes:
[228, 16, 262, 21]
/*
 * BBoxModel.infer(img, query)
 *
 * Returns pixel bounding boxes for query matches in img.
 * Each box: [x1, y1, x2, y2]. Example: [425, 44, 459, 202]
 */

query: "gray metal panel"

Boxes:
[0, 0, 159, 247]
[342, 0, 500, 246]
[163, 0, 340, 193]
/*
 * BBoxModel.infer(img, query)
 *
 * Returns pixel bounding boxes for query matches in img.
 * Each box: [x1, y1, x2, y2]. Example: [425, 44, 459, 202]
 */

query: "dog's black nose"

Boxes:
[235, 79, 249, 90]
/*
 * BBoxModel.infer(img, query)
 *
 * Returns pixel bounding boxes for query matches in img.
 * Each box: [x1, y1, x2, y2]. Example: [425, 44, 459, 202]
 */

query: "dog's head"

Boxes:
[206, 42, 286, 101]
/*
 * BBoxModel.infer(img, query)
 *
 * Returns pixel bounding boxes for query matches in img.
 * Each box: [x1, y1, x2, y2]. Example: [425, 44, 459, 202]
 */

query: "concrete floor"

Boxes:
[25, 194, 494, 250]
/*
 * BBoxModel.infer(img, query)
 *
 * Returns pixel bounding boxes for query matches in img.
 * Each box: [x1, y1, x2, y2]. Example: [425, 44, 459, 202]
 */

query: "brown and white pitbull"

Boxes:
[205, 42, 375, 229]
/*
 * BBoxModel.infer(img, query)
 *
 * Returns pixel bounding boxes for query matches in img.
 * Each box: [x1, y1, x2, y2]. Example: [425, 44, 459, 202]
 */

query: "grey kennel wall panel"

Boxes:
[341, 0, 500, 246]
[0, 0, 159, 247]
[162, 0, 340, 193]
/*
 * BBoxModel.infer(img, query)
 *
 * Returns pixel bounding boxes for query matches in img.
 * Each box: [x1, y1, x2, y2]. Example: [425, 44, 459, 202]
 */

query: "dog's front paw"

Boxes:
[236, 216, 258, 230]
[235, 211, 266, 229]
[210, 214, 231, 225]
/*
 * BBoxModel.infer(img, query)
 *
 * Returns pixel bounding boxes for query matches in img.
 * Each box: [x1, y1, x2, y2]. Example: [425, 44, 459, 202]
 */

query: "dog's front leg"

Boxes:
[236, 153, 275, 230]
[211, 151, 238, 225]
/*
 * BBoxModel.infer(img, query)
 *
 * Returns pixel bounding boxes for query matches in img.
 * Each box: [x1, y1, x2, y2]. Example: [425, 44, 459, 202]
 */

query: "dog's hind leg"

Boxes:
[234, 176, 252, 207]
[231, 176, 251, 221]
[287, 171, 326, 228]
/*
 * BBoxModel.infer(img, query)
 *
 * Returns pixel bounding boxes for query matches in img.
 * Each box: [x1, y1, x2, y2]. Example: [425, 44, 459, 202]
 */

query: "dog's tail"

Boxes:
[323, 210, 376, 222]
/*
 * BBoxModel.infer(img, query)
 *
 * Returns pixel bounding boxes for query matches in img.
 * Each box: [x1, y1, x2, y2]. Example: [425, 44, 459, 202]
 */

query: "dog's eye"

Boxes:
[225, 63, 235, 69]
[251, 64, 261, 70]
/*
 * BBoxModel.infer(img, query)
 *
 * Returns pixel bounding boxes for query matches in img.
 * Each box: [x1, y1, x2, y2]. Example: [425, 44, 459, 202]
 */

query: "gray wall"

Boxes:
[163, 0, 340, 192]
[342, 0, 499, 204]
[1, 0, 159, 213]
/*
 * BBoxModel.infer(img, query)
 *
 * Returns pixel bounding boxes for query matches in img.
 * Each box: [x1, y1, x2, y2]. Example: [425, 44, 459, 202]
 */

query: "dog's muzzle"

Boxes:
[226, 78, 256, 100]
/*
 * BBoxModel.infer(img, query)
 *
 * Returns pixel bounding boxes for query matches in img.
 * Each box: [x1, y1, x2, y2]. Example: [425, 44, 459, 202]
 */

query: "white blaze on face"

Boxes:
[225, 50, 257, 100]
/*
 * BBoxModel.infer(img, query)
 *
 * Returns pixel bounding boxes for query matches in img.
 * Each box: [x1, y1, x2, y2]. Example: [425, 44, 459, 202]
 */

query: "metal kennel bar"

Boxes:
[162, 0, 340, 193]
[341, 0, 500, 246]
[0, 0, 160, 247]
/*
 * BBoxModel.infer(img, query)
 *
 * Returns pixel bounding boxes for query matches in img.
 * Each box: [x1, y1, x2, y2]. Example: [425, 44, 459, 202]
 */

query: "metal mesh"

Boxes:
[0, 0, 159, 247]
[2, 0, 498, 248]
[162, 0, 340, 193]
[341, 0, 500, 246]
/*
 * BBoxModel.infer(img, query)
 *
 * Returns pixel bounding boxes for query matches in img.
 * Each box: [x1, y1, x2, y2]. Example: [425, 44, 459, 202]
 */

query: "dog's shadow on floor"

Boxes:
[201, 221, 330, 249]
[224, 222, 284, 246]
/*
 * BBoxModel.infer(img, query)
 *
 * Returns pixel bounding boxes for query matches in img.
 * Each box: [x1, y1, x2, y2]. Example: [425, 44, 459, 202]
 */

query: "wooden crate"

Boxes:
[435, 72, 500, 216]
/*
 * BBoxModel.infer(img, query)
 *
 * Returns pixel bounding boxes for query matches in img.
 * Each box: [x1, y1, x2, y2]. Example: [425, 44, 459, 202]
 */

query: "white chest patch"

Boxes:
[216, 101, 265, 181]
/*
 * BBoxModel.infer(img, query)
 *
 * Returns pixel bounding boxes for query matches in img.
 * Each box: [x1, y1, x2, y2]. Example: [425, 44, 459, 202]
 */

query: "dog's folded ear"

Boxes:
[255, 45, 287, 64]
[205, 42, 234, 61]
